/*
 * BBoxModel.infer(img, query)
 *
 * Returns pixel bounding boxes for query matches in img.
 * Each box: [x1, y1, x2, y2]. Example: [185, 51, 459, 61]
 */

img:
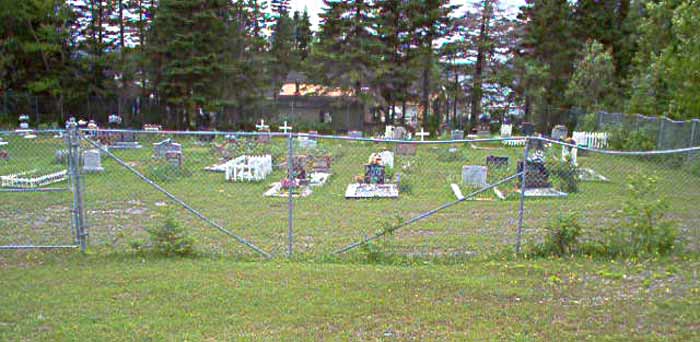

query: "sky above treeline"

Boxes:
[289, 0, 527, 30]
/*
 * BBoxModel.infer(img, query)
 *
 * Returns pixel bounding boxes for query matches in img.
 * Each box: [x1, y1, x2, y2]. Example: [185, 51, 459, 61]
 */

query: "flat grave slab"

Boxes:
[345, 183, 399, 199]
[523, 188, 568, 198]
[577, 168, 609, 182]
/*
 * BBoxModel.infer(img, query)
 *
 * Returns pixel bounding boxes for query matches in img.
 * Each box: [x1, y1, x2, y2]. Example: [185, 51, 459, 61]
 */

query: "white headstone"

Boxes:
[500, 124, 513, 137]
[83, 149, 104, 173]
[378, 151, 394, 169]
[153, 139, 182, 159]
[462, 165, 487, 186]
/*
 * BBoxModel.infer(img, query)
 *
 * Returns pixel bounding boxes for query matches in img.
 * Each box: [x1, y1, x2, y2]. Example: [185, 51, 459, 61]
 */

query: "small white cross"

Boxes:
[255, 119, 269, 131]
[416, 127, 430, 141]
[279, 121, 293, 133]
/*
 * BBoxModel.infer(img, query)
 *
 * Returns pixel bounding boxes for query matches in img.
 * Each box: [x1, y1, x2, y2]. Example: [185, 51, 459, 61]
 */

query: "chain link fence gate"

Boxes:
[0, 126, 85, 250]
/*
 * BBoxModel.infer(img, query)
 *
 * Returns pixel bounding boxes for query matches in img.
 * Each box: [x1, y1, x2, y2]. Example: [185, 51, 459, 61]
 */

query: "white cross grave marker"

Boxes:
[279, 121, 293, 133]
[416, 127, 430, 141]
[255, 119, 269, 131]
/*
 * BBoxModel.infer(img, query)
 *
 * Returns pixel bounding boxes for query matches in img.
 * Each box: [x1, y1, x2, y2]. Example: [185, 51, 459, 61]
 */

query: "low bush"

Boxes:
[146, 213, 196, 256]
[604, 174, 679, 257]
[530, 212, 583, 257]
[608, 126, 657, 151]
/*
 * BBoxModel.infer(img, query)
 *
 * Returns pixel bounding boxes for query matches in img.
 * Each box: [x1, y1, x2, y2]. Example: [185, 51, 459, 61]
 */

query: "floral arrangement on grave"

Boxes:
[279, 155, 312, 191]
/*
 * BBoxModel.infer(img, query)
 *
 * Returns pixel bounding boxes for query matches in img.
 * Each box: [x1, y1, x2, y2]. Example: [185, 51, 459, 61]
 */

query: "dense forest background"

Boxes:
[1, 0, 698, 131]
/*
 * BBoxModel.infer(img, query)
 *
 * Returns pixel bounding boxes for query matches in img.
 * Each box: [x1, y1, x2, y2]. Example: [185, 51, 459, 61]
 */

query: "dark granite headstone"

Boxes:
[486, 155, 509, 168]
[365, 164, 386, 184]
[521, 122, 535, 136]
[517, 160, 551, 188]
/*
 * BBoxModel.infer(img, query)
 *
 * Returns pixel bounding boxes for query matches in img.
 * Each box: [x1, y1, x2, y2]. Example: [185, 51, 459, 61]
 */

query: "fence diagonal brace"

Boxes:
[84, 138, 272, 258]
[335, 172, 524, 255]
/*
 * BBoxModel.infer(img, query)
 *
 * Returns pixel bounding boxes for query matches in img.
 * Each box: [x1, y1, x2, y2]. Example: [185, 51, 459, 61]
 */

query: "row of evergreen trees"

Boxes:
[1, 0, 699, 130]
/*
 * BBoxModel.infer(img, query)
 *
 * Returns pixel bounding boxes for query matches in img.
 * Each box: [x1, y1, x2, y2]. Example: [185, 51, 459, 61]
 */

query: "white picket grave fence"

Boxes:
[572, 131, 608, 149]
[224, 155, 272, 182]
[501, 138, 526, 147]
[1, 169, 68, 188]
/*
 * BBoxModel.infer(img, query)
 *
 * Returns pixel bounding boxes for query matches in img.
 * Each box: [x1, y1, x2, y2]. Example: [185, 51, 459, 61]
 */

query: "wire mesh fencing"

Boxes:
[3, 129, 699, 259]
[0, 129, 77, 249]
[520, 138, 700, 255]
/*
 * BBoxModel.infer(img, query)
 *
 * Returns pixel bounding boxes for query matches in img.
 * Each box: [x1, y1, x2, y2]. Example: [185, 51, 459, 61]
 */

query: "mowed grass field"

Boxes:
[1, 131, 699, 257]
[1, 131, 699, 340]
[0, 253, 698, 340]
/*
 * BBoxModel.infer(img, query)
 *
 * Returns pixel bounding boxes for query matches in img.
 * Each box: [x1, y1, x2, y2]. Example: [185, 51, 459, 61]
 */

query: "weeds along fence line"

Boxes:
[1, 128, 699, 258]
[583, 111, 700, 151]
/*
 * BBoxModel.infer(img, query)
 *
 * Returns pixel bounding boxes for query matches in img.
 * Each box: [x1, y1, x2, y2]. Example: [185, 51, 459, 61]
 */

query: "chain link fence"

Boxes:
[584, 111, 700, 150]
[2, 128, 699, 258]
[0, 129, 79, 249]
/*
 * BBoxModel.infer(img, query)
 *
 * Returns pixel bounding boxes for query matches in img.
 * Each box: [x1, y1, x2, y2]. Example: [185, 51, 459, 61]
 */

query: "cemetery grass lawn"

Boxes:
[0, 252, 699, 340]
[2, 134, 699, 256]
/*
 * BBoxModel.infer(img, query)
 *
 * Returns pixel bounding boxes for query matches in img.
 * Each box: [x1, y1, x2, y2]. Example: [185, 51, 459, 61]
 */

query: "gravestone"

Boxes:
[108, 114, 122, 128]
[153, 139, 182, 159]
[551, 125, 568, 141]
[517, 160, 551, 188]
[349, 130, 363, 138]
[395, 143, 417, 156]
[378, 151, 394, 169]
[82, 149, 104, 173]
[521, 122, 535, 136]
[451, 129, 465, 140]
[308, 130, 318, 141]
[313, 155, 332, 173]
[165, 151, 183, 168]
[55, 150, 69, 164]
[396, 127, 408, 140]
[462, 165, 488, 186]
[486, 155, 509, 169]
[19, 114, 30, 129]
[500, 124, 513, 137]
[365, 164, 386, 184]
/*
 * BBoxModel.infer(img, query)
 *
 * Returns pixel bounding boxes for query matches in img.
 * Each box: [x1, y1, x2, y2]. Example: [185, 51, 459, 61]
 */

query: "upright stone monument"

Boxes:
[551, 125, 569, 141]
[82, 149, 104, 173]
[462, 165, 488, 187]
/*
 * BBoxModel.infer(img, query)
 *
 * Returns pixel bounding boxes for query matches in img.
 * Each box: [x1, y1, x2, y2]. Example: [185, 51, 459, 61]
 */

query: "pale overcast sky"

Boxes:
[288, 0, 527, 30]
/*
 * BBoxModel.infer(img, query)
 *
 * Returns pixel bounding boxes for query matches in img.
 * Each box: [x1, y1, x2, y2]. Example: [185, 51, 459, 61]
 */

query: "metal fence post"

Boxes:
[515, 138, 530, 254]
[67, 121, 87, 252]
[657, 116, 666, 149]
[287, 133, 294, 258]
[690, 119, 698, 147]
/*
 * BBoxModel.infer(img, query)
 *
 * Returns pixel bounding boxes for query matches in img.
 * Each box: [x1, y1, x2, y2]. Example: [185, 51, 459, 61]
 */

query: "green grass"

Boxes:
[0, 253, 698, 340]
[2, 132, 699, 340]
[1, 132, 699, 257]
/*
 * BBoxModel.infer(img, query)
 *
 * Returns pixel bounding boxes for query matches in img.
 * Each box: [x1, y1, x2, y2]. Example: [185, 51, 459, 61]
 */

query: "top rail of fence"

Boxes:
[4, 128, 700, 156]
[535, 136, 700, 156]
